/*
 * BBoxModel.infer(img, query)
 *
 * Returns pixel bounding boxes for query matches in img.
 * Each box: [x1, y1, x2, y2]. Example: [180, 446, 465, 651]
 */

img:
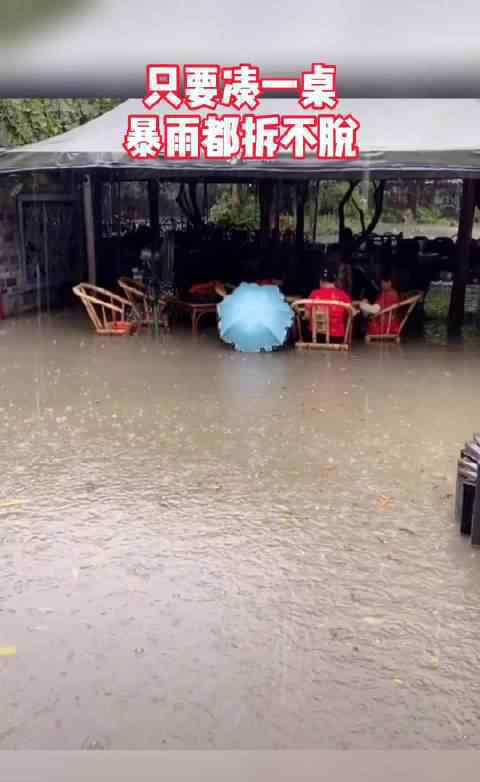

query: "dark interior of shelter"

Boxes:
[8, 172, 480, 338]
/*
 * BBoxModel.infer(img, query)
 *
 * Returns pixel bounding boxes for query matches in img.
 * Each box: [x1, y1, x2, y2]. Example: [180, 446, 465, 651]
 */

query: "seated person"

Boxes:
[255, 276, 284, 287]
[306, 262, 353, 341]
[188, 280, 224, 302]
[336, 238, 354, 295]
[359, 273, 401, 336]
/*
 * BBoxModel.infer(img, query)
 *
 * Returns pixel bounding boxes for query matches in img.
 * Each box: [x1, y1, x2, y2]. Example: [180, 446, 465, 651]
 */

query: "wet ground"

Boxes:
[1, 310, 480, 749]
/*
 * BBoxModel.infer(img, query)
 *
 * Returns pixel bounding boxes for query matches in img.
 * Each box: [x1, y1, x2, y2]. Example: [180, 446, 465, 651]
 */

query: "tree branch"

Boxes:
[362, 180, 385, 237]
[338, 180, 359, 238]
[351, 195, 366, 233]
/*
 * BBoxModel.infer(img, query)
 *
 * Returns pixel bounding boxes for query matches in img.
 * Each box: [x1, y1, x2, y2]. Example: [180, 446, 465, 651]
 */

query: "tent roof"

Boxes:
[1, 98, 480, 179]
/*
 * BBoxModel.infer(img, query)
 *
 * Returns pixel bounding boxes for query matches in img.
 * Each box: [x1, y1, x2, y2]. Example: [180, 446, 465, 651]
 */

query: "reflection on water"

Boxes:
[1, 311, 480, 749]
[424, 320, 480, 347]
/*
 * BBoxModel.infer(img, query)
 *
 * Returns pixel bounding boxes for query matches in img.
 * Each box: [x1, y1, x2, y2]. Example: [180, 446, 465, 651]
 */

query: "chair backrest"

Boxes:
[292, 298, 356, 344]
[377, 292, 423, 335]
[73, 283, 132, 333]
[118, 277, 150, 319]
[118, 276, 146, 297]
[308, 302, 330, 342]
[396, 293, 423, 333]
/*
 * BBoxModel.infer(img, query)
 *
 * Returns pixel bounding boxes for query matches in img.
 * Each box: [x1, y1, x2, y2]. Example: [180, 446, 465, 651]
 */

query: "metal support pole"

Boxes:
[82, 175, 97, 285]
[312, 180, 320, 243]
[448, 178, 476, 336]
[42, 202, 50, 313]
[148, 179, 160, 251]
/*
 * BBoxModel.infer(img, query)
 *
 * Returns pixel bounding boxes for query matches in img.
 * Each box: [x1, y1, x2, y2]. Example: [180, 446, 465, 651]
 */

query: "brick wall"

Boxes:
[0, 176, 22, 316]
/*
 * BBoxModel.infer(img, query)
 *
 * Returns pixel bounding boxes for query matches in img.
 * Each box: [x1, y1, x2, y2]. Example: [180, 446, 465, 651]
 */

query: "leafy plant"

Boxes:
[0, 0, 85, 40]
[415, 206, 448, 224]
[0, 98, 121, 146]
[209, 187, 258, 230]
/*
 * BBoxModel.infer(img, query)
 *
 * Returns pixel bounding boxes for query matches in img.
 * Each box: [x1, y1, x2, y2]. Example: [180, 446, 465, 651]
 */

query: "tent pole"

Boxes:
[295, 181, 308, 254]
[448, 178, 476, 336]
[312, 180, 320, 243]
[148, 178, 160, 250]
[82, 174, 96, 285]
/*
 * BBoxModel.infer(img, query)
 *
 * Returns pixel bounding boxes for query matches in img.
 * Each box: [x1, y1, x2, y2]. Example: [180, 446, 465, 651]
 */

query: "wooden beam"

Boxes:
[82, 174, 96, 286]
[448, 178, 476, 336]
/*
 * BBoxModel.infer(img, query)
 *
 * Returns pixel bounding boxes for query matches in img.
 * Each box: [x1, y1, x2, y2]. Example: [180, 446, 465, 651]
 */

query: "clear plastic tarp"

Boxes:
[2, 99, 480, 179]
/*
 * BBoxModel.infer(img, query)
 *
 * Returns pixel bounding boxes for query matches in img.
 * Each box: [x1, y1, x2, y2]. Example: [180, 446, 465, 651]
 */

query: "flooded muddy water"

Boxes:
[1, 311, 480, 749]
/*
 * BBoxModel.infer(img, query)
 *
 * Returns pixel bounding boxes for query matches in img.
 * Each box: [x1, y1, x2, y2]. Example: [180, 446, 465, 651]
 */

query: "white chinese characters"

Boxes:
[126, 61, 360, 161]
[123, 116, 163, 160]
[144, 65, 182, 110]
[300, 63, 338, 110]
[202, 115, 241, 159]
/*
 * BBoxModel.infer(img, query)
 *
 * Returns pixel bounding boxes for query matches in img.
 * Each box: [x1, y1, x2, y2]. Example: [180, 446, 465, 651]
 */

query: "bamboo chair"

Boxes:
[292, 299, 358, 351]
[365, 292, 423, 344]
[118, 277, 170, 332]
[73, 283, 137, 335]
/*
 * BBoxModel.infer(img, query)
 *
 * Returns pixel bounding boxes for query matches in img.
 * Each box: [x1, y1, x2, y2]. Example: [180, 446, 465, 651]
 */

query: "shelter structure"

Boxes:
[1, 98, 480, 331]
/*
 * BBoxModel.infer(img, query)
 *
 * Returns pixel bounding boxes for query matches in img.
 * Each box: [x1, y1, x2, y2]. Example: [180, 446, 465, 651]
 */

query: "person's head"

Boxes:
[320, 249, 342, 284]
[381, 271, 394, 291]
[320, 261, 338, 287]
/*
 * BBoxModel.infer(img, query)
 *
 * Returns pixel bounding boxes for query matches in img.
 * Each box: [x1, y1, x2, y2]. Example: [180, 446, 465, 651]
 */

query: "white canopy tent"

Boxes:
[1, 98, 480, 179]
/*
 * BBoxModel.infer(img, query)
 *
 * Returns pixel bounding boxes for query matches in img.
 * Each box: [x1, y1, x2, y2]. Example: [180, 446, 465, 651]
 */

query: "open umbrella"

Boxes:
[217, 282, 294, 353]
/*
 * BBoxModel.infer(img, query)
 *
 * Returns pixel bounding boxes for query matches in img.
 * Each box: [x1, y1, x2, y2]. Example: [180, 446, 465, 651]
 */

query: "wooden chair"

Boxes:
[169, 298, 219, 337]
[365, 292, 423, 344]
[73, 283, 137, 335]
[118, 277, 169, 332]
[292, 299, 358, 351]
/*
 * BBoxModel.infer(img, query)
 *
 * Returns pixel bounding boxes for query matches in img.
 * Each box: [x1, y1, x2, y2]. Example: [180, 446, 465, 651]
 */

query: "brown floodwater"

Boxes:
[1, 310, 480, 749]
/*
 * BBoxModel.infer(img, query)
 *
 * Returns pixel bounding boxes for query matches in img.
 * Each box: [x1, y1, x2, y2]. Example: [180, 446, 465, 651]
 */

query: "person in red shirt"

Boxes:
[255, 277, 284, 287]
[306, 262, 353, 341]
[360, 273, 401, 336]
[189, 280, 224, 302]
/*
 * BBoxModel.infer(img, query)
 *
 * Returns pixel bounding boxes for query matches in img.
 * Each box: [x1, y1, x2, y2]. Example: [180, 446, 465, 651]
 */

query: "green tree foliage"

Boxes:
[207, 181, 364, 234]
[0, 0, 83, 40]
[209, 185, 258, 230]
[0, 98, 121, 146]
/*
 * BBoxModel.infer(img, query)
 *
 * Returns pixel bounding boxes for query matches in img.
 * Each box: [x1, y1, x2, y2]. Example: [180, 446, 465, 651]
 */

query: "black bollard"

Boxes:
[459, 478, 476, 536]
[455, 445, 478, 537]
[471, 467, 480, 546]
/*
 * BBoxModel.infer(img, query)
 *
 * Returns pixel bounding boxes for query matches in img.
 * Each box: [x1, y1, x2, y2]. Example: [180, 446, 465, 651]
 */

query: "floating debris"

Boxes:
[82, 736, 110, 750]
[0, 646, 16, 657]
[0, 500, 24, 509]
[377, 495, 393, 511]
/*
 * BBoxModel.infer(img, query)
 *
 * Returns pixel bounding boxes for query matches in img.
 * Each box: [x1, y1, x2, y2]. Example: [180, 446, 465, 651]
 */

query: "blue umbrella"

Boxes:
[217, 283, 294, 353]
